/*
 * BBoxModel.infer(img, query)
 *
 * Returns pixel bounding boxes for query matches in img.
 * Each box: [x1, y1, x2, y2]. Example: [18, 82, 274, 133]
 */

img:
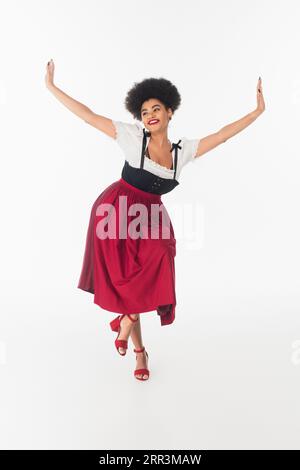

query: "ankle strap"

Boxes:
[134, 346, 145, 353]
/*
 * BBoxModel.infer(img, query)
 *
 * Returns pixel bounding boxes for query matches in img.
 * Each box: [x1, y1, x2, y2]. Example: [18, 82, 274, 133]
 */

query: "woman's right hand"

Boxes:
[45, 59, 55, 88]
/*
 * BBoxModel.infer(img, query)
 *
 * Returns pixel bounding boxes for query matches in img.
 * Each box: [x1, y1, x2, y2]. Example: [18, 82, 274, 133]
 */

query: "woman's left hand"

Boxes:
[256, 77, 265, 115]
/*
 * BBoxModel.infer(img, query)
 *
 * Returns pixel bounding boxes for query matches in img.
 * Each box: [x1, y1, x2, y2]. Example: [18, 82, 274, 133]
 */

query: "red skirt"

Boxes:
[77, 177, 177, 326]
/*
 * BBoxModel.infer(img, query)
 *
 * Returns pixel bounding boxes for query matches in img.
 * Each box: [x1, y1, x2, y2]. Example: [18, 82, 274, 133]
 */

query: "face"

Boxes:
[141, 98, 172, 133]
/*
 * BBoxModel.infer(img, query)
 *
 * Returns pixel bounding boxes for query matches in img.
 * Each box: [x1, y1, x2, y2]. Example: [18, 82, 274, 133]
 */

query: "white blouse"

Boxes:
[112, 120, 199, 180]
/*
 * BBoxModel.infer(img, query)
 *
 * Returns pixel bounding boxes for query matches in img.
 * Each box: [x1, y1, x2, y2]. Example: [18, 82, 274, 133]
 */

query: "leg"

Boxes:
[117, 313, 139, 355]
[130, 316, 149, 380]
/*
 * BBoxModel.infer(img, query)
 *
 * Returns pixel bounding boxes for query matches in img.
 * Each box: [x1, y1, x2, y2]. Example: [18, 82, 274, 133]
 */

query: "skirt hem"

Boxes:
[92, 296, 175, 326]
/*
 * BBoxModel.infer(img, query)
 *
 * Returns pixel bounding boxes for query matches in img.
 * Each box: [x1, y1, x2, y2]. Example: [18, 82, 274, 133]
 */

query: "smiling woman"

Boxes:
[47, 60, 265, 381]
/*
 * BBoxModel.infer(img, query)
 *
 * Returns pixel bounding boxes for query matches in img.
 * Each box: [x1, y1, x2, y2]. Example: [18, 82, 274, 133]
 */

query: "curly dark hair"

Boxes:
[124, 77, 181, 121]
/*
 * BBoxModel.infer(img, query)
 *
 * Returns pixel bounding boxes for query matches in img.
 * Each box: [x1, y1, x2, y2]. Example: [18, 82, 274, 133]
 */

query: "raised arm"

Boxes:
[195, 77, 265, 158]
[45, 59, 117, 139]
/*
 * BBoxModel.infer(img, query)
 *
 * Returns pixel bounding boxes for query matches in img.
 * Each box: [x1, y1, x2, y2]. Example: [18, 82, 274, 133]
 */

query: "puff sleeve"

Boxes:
[111, 120, 142, 165]
[174, 137, 200, 178]
[181, 137, 199, 164]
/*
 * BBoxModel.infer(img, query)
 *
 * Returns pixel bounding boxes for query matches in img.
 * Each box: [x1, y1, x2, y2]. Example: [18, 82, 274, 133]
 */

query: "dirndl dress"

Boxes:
[77, 123, 198, 326]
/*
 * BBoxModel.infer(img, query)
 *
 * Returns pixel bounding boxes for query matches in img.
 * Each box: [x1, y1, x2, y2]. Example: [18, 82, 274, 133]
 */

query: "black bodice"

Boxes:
[121, 128, 181, 195]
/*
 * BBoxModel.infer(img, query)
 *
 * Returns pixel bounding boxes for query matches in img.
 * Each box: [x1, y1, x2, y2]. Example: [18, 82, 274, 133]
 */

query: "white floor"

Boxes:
[1, 291, 299, 450]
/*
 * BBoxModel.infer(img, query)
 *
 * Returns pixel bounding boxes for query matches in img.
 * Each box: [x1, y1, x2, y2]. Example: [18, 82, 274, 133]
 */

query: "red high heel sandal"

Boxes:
[133, 346, 150, 381]
[109, 314, 138, 356]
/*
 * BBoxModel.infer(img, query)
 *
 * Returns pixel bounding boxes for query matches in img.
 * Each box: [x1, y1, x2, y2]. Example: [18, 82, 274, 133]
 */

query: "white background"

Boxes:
[0, 0, 299, 450]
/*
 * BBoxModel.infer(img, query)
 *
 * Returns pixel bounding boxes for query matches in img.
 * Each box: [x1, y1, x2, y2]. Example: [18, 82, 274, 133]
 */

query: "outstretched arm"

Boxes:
[195, 77, 265, 158]
[45, 59, 116, 139]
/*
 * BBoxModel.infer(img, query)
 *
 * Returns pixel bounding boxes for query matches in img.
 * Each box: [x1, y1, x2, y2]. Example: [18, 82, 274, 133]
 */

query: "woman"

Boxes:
[45, 60, 265, 381]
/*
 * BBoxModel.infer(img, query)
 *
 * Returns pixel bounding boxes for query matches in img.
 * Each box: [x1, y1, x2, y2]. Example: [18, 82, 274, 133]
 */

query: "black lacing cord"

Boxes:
[140, 128, 149, 169]
[170, 140, 181, 180]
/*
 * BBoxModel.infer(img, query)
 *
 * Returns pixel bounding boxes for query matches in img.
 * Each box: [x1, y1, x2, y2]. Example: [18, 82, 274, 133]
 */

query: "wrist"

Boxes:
[47, 82, 55, 91]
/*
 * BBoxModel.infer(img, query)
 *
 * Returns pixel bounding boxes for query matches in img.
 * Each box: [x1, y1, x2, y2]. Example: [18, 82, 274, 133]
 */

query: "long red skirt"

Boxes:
[77, 177, 177, 326]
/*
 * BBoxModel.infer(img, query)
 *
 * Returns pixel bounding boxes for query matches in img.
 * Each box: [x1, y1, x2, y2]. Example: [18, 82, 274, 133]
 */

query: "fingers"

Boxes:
[256, 76, 265, 112]
[46, 58, 54, 68]
[257, 76, 262, 94]
[45, 59, 54, 87]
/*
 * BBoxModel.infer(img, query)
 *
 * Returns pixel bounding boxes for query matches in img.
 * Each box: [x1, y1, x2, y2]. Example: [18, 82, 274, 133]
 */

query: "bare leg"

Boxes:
[117, 313, 139, 355]
[130, 316, 149, 380]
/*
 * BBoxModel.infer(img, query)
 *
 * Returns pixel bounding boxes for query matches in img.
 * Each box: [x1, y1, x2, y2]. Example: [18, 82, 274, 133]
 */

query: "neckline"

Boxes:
[145, 135, 175, 172]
